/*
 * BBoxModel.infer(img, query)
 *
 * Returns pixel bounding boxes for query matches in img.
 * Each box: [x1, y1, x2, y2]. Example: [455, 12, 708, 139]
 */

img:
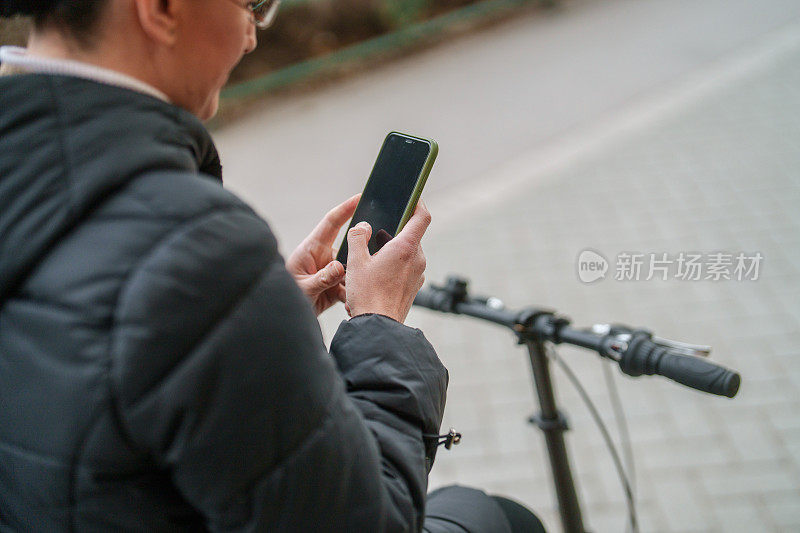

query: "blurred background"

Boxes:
[3, 0, 799, 530]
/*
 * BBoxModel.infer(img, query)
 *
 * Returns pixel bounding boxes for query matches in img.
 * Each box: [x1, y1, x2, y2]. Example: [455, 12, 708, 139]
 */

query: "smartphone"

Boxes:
[336, 132, 438, 265]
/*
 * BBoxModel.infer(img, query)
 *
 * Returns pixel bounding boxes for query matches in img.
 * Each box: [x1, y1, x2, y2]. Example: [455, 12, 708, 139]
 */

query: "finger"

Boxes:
[396, 201, 431, 245]
[336, 284, 347, 304]
[309, 194, 361, 245]
[346, 222, 371, 266]
[309, 261, 346, 293]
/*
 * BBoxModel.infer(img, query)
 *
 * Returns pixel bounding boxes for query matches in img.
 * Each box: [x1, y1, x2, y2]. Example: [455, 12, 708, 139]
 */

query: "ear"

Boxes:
[132, 0, 181, 46]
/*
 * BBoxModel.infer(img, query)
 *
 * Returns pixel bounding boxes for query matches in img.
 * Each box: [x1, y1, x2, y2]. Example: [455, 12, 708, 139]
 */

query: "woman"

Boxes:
[0, 1, 544, 531]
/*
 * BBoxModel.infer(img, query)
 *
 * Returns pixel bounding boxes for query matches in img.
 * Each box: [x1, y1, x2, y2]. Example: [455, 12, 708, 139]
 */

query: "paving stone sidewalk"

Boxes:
[322, 25, 800, 533]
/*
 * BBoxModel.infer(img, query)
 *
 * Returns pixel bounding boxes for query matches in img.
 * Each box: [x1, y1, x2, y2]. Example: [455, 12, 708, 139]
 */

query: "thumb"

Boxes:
[346, 222, 371, 265]
[309, 261, 345, 292]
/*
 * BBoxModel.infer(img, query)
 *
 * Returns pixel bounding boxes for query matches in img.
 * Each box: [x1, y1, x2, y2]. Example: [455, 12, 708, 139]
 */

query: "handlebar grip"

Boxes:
[621, 337, 740, 398]
[414, 289, 447, 311]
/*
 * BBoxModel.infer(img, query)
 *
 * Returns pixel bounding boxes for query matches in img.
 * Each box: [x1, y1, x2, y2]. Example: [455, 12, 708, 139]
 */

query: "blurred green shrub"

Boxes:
[231, 0, 483, 84]
[380, 0, 430, 28]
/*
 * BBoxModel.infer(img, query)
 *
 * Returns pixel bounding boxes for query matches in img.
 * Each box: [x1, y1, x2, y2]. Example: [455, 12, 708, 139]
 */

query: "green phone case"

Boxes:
[388, 131, 438, 235]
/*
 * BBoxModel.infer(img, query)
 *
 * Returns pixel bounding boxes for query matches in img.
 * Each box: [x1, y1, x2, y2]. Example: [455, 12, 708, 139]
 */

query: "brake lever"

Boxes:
[652, 337, 712, 358]
[590, 324, 711, 361]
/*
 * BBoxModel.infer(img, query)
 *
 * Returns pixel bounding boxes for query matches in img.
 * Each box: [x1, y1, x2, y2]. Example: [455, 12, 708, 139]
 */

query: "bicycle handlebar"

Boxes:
[414, 278, 740, 398]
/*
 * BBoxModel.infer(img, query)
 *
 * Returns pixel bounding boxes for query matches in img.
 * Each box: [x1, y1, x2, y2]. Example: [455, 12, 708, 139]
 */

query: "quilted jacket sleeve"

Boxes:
[110, 203, 448, 532]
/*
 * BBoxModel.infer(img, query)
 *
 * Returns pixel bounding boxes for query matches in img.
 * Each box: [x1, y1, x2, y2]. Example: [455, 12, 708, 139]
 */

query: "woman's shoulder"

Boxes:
[123, 169, 255, 221]
[104, 168, 279, 258]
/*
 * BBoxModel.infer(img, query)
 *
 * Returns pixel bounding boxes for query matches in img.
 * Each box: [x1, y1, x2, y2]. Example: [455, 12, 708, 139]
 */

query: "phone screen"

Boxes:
[337, 133, 433, 264]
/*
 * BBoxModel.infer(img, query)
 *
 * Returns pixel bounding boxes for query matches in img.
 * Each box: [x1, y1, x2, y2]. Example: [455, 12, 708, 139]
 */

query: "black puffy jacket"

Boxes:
[0, 74, 448, 532]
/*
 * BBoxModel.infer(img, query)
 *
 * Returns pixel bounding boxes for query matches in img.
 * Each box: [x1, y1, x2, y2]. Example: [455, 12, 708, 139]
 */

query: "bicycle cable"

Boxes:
[601, 358, 637, 533]
[544, 344, 639, 533]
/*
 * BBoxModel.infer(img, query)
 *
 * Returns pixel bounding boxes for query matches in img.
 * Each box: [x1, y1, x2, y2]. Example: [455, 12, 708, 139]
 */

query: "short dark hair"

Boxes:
[1, 0, 109, 48]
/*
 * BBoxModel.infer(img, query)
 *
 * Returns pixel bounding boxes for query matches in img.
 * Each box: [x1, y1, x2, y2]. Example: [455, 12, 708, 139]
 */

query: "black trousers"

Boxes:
[423, 486, 547, 533]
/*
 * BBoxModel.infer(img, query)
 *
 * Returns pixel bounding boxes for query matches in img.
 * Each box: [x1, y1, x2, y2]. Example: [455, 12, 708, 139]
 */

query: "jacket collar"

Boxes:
[0, 46, 171, 103]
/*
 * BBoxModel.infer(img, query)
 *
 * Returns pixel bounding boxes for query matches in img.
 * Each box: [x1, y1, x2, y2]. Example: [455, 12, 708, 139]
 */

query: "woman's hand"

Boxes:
[287, 194, 360, 315]
[345, 202, 431, 324]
